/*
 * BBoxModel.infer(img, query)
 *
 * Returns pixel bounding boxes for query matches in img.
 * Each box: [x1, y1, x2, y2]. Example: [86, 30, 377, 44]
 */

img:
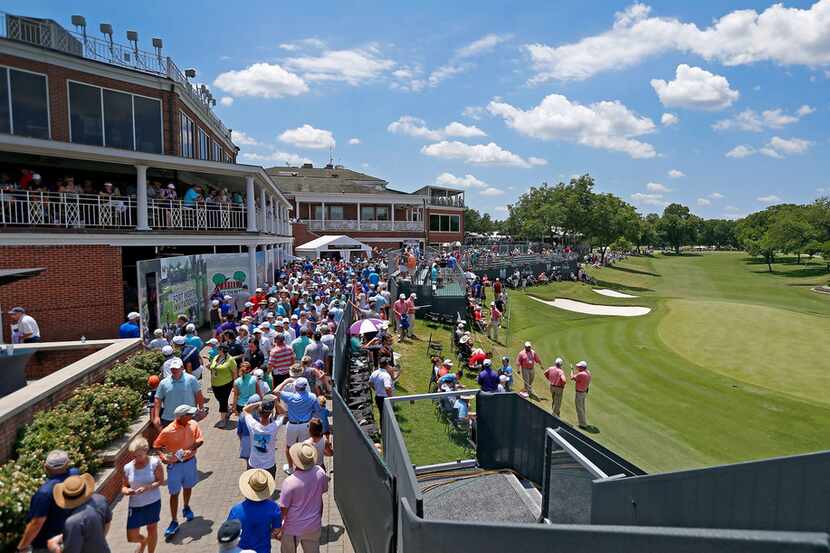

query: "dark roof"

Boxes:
[0, 268, 45, 286]
[266, 165, 412, 196]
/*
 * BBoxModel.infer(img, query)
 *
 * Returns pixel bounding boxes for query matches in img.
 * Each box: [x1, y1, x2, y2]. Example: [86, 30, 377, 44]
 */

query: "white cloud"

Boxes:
[661, 113, 679, 126]
[239, 150, 312, 166]
[646, 182, 671, 193]
[278, 124, 336, 149]
[214, 63, 309, 98]
[757, 194, 782, 204]
[219, 96, 234, 107]
[388, 116, 486, 141]
[428, 64, 471, 87]
[713, 105, 814, 131]
[697, 197, 712, 206]
[709, 192, 725, 199]
[668, 169, 685, 178]
[527, 156, 548, 166]
[421, 141, 542, 168]
[389, 65, 427, 92]
[764, 136, 812, 157]
[651, 64, 739, 111]
[284, 46, 395, 85]
[726, 145, 756, 158]
[524, 1, 830, 83]
[435, 173, 488, 188]
[631, 192, 668, 207]
[487, 94, 657, 159]
[348, 138, 361, 145]
[494, 206, 509, 214]
[462, 106, 485, 120]
[279, 38, 326, 52]
[480, 187, 505, 196]
[231, 130, 259, 146]
[457, 34, 512, 59]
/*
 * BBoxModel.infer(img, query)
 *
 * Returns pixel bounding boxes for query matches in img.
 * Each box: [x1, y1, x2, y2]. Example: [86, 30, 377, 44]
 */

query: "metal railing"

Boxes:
[304, 219, 424, 232]
[428, 196, 464, 208]
[0, 190, 134, 228]
[1, 11, 231, 141]
[148, 199, 246, 230]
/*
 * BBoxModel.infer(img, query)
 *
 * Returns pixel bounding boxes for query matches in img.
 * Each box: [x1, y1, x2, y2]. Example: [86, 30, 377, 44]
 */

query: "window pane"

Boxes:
[375, 206, 388, 221]
[134, 96, 162, 154]
[361, 206, 374, 221]
[0, 69, 9, 134]
[430, 214, 440, 231]
[329, 206, 344, 220]
[450, 215, 460, 232]
[69, 82, 102, 145]
[102, 89, 133, 149]
[198, 129, 208, 160]
[313, 206, 322, 220]
[10, 70, 49, 139]
[441, 215, 449, 232]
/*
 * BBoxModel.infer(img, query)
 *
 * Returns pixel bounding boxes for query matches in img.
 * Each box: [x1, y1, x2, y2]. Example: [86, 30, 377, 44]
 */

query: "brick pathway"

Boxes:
[109, 372, 353, 553]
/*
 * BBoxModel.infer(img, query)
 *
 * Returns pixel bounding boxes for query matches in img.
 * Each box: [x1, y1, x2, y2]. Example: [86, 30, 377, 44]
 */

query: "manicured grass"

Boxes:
[394, 252, 830, 473]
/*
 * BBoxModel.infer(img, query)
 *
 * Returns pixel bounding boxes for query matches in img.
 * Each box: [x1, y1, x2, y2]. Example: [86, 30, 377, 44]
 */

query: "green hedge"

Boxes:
[0, 347, 159, 551]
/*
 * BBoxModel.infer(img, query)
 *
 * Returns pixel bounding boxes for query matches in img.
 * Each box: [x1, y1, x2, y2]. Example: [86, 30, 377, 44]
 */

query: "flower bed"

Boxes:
[0, 349, 162, 549]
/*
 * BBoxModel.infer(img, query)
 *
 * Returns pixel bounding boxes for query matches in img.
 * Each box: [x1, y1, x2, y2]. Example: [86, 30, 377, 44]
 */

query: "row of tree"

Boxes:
[463, 175, 830, 271]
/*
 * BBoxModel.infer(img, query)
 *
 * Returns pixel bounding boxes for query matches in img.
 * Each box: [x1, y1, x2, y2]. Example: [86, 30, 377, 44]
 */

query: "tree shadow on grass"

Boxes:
[592, 278, 654, 293]
[605, 265, 661, 278]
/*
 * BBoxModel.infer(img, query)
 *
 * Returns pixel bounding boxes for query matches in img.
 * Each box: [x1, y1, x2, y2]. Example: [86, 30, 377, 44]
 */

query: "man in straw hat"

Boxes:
[47, 473, 111, 553]
[153, 404, 204, 540]
[278, 443, 328, 553]
[17, 450, 79, 553]
[227, 468, 282, 553]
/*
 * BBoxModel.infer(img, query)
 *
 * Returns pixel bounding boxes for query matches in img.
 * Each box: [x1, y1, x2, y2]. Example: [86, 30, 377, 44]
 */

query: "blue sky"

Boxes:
[9, 0, 830, 219]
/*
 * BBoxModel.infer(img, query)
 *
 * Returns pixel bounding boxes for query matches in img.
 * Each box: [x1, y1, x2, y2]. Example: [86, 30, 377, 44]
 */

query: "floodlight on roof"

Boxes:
[99, 23, 113, 36]
[184, 68, 197, 79]
[71, 15, 86, 28]
[126, 30, 138, 42]
[152, 37, 163, 48]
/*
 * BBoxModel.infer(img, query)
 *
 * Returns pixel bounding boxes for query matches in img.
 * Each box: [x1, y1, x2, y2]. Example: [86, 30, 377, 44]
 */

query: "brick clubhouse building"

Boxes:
[268, 163, 465, 253]
[0, 11, 292, 341]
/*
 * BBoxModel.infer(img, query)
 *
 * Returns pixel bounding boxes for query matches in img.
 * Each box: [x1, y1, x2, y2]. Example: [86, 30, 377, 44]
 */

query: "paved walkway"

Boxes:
[109, 373, 353, 553]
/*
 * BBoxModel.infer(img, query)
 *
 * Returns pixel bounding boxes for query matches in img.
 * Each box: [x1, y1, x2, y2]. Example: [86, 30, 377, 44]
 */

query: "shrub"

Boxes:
[0, 462, 41, 550]
[62, 384, 144, 444]
[15, 407, 103, 476]
[127, 350, 165, 374]
[105, 361, 151, 396]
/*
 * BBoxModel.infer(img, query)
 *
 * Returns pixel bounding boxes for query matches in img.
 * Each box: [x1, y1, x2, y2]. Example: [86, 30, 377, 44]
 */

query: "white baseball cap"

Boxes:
[554, 358, 563, 366]
[127, 311, 140, 320]
[212, 300, 220, 306]
[153, 329, 163, 336]
[172, 335, 186, 345]
[575, 361, 588, 368]
[161, 345, 174, 356]
[169, 357, 183, 369]
[185, 323, 196, 332]
[524, 341, 532, 348]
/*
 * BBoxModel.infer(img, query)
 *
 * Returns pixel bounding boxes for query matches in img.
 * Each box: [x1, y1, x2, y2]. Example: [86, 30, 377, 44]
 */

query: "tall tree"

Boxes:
[767, 211, 817, 263]
[589, 193, 640, 262]
[658, 203, 700, 253]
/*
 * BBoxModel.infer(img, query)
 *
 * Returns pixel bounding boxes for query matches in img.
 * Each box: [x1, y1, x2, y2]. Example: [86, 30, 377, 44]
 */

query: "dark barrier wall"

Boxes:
[398, 498, 830, 553]
[332, 303, 353, 396]
[471, 257, 579, 283]
[332, 389, 396, 553]
[381, 400, 424, 518]
[591, 450, 830, 533]
[476, 393, 645, 484]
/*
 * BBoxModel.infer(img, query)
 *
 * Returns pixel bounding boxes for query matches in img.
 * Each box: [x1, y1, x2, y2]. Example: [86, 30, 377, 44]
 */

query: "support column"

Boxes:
[245, 176, 257, 232]
[259, 188, 267, 232]
[357, 202, 361, 231]
[391, 203, 395, 223]
[135, 165, 150, 230]
[248, 244, 258, 290]
[321, 201, 326, 230]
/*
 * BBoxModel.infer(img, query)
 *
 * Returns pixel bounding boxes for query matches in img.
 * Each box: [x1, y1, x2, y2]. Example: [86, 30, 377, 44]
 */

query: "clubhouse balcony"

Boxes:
[304, 219, 425, 233]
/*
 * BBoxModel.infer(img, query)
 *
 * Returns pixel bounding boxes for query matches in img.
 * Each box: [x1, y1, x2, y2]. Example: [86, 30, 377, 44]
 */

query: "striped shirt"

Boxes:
[268, 344, 295, 376]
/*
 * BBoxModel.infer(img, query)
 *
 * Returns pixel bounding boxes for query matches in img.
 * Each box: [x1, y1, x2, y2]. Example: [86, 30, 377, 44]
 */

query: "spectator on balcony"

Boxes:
[161, 183, 178, 201]
[119, 312, 141, 338]
[58, 177, 78, 194]
[147, 181, 161, 200]
[81, 179, 95, 195]
[183, 184, 202, 207]
[8, 307, 40, 343]
[100, 181, 122, 197]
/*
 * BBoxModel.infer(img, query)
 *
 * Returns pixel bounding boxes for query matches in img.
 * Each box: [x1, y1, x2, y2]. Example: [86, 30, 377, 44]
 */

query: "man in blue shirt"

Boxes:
[278, 377, 320, 474]
[227, 468, 282, 553]
[118, 312, 141, 338]
[16, 450, 80, 553]
[477, 359, 500, 393]
[153, 359, 205, 428]
[184, 323, 203, 350]
[499, 356, 514, 392]
[183, 184, 201, 207]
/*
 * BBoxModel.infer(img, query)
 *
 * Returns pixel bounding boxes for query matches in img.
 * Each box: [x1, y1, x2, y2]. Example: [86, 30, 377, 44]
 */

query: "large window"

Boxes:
[429, 214, 460, 232]
[360, 205, 389, 221]
[198, 128, 208, 160]
[211, 140, 221, 162]
[0, 68, 50, 139]
[180, 112, 195, 158]
[69, 81, 162, 152]
[313, 205, 345, 220]
[133, 96, 162, 153]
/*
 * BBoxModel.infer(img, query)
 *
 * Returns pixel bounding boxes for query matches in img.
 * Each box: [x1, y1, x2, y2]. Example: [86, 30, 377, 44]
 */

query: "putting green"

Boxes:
[658, 299, 830, 405]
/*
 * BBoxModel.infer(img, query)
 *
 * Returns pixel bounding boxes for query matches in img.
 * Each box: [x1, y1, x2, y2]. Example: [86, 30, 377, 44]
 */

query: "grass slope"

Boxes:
[394, 252, 830, 472]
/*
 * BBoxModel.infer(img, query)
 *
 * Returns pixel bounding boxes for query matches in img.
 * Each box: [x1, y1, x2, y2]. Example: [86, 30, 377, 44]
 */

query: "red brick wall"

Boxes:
[0, 52, 235, 160]
[24, 346, 103, 379]
[292, 222, 321, 252]
[0, 245, 125, 342]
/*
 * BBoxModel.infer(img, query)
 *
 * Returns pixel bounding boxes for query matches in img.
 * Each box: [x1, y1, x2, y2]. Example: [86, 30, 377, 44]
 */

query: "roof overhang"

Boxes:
[0, 268, 46, 286]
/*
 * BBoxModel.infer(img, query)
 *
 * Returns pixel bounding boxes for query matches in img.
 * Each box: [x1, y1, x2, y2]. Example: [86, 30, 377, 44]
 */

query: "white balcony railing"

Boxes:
[148, 199, 247, 230]
[304, 219, 424, 232]
[0, 190, 134, 228]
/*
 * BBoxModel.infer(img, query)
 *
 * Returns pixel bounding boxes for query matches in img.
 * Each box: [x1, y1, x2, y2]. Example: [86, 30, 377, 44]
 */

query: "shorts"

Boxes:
[239, 435, 251, 460]
[285, 421, 310, 445]
[127, 499, 161, 529]
[247, 462, 277, 478]
[166, 458, 198, 494]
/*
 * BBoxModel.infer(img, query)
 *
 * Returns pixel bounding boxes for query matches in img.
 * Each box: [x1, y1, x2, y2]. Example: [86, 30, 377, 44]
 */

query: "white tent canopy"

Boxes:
[295, 235, 371, 260]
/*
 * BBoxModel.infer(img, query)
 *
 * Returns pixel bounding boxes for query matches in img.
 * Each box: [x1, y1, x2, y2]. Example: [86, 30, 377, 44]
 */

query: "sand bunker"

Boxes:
[530, 296, 651, 317]
[593, 288, 638, 299]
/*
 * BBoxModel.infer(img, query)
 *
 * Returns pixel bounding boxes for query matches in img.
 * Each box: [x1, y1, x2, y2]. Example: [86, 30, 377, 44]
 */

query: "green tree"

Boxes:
[658, 203, 700, 253]
[589, 193, 640, 262]
[767, 212, 817, 264]
[609, 236, 635, 253]
[820, 240, 830, 272]
[736, 209, 777, 271]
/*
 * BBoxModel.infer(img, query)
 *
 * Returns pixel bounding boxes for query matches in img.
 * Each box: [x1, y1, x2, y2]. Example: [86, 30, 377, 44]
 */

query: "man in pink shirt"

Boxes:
[570, 360, 592, 428]
[405, 293, 417, 338]
[393, 294, 408, 339]
[515, 342, 542, 397]
[279, 442, 328, 553]
[543, 357, 567, 417]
